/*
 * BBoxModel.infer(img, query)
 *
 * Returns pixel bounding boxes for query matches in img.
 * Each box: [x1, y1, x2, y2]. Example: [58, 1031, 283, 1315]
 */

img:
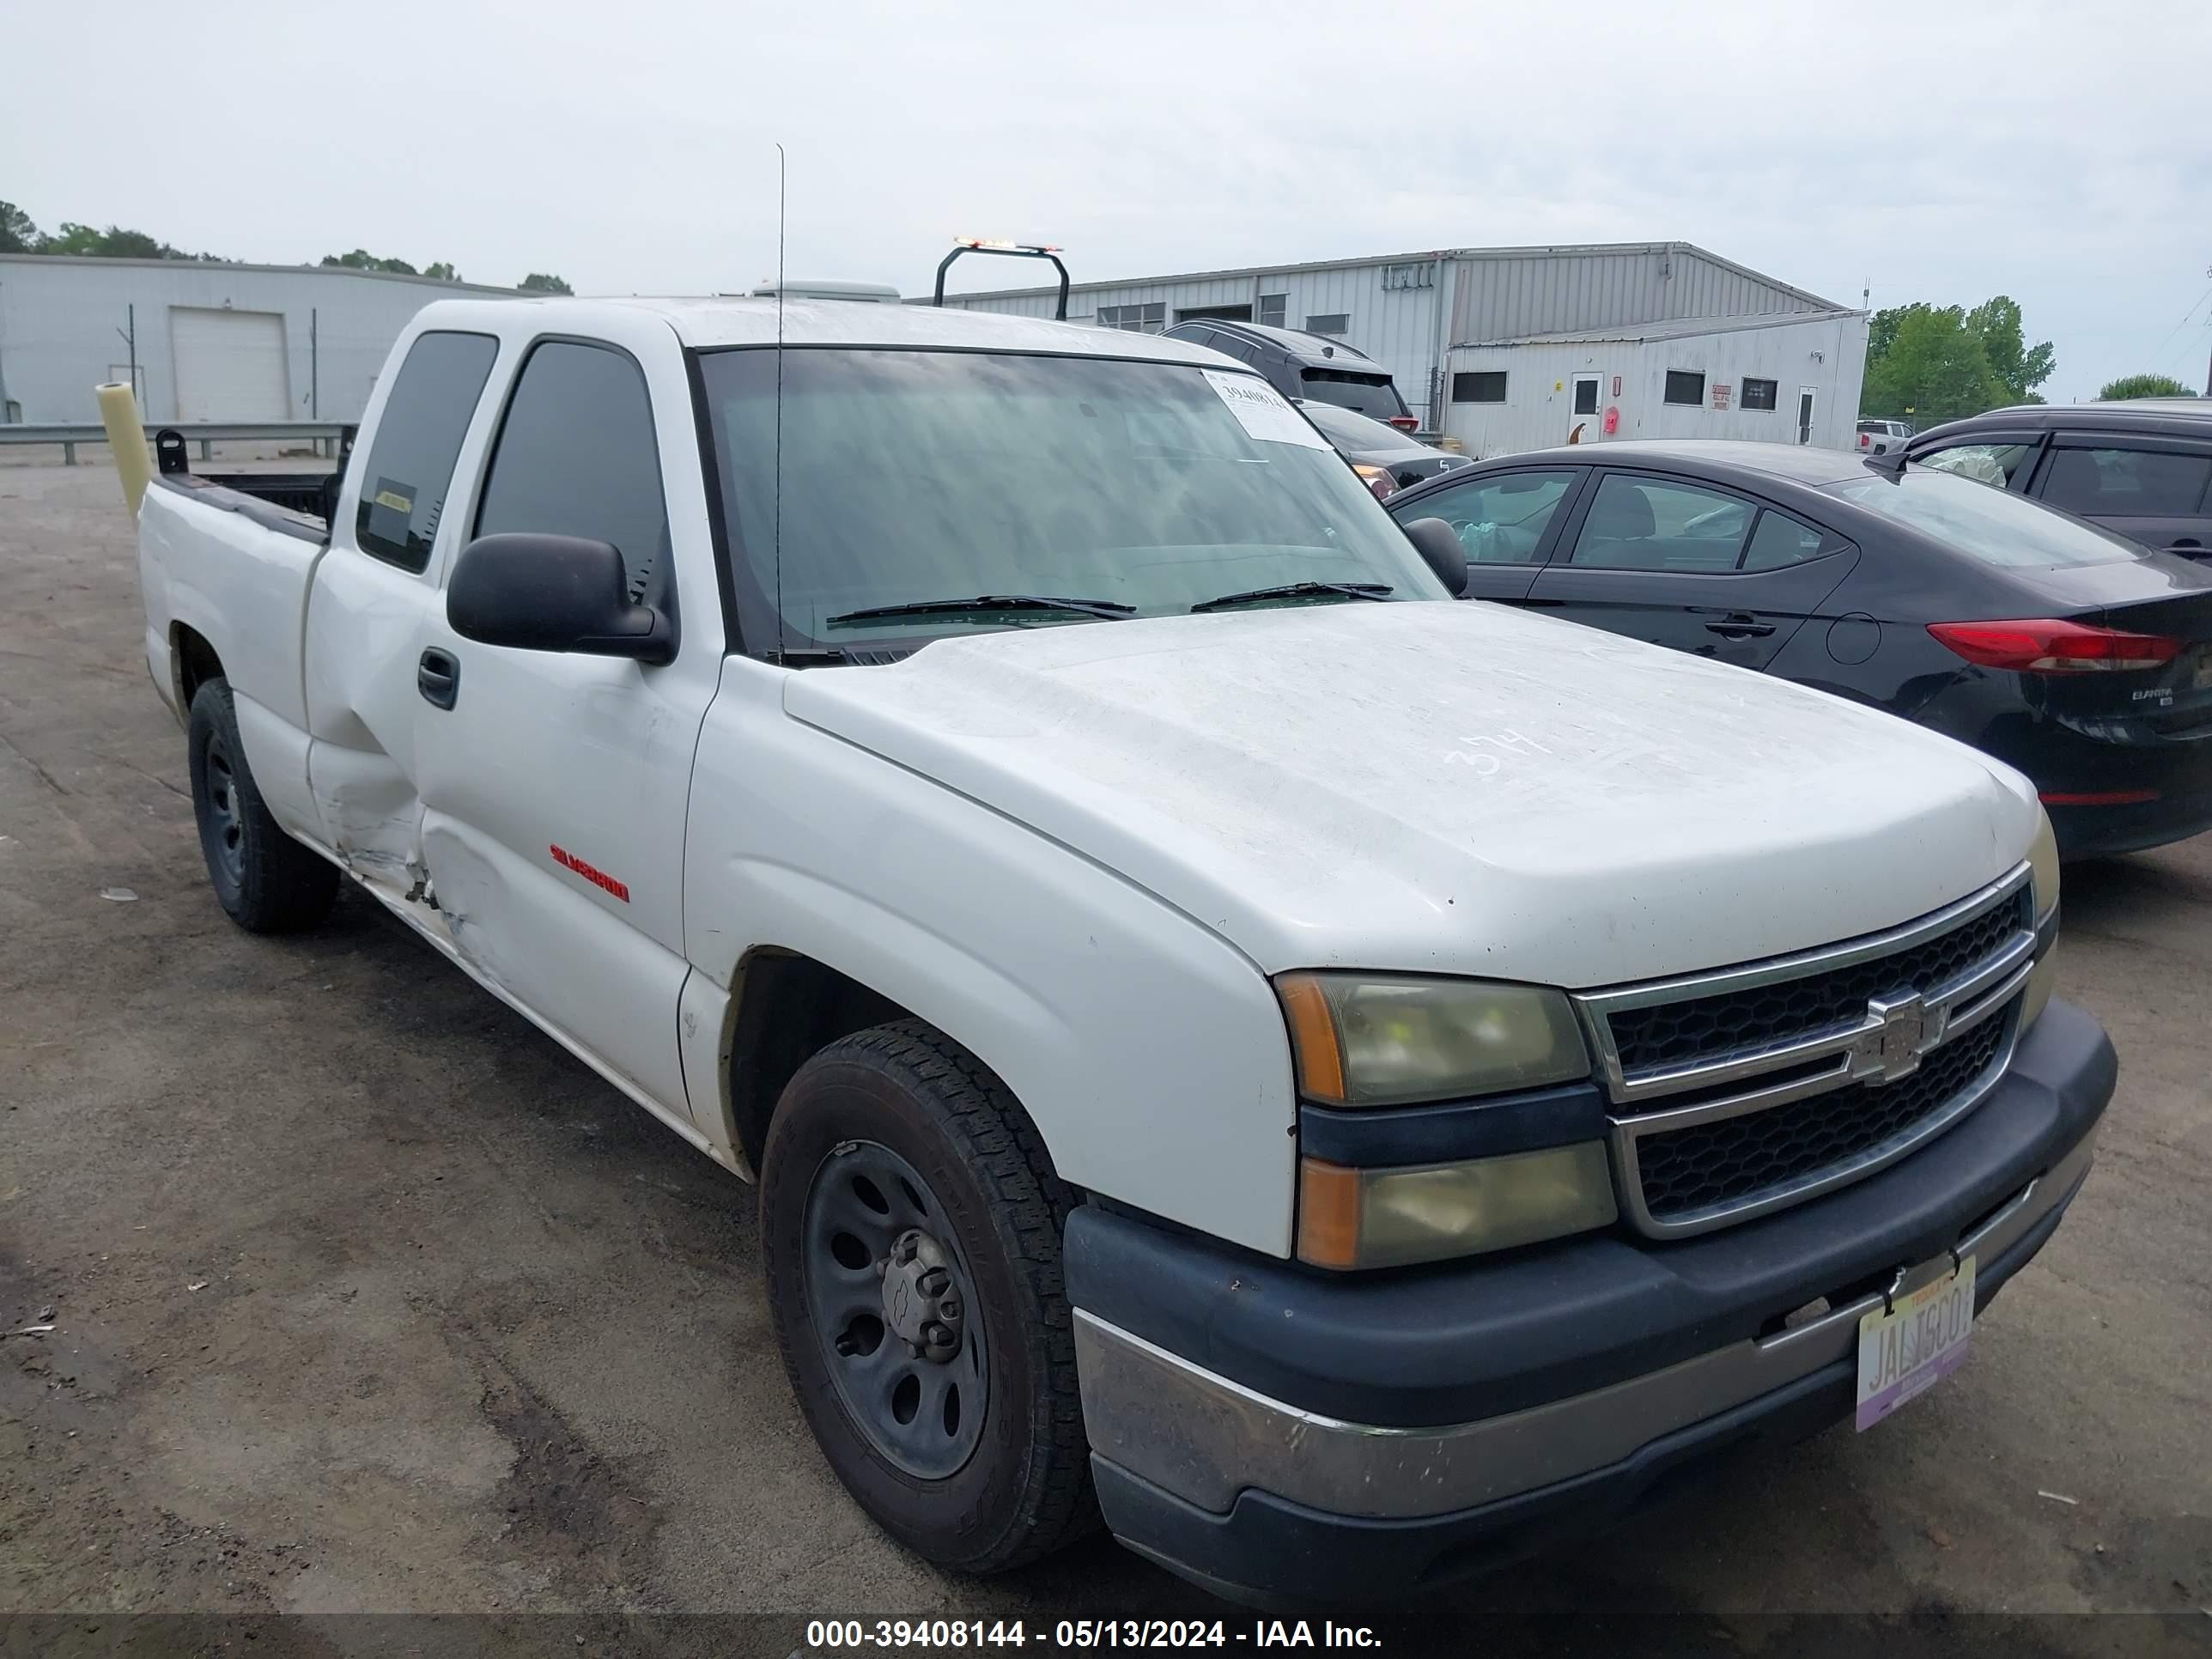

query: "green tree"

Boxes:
[2098, 373, 2195, 400]
[422, 261, 461, 282]
[1860, 304, 2007, 424]
[518, 272, 573, 295]
[0, 199, 40, 253]
[1965, 295, 2054, 404]
[38, 222, 181, 258]
[319, 249, 419, 275]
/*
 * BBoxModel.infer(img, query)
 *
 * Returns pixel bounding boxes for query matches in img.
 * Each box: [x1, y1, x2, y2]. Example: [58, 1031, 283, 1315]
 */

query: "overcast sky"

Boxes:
[7, 1, 2209, 402]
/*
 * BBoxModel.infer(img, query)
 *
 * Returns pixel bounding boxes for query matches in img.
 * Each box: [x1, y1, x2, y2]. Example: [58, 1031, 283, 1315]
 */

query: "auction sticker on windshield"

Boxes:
[1856, 1255, 1975, 1431]
[1204, 369, 1331, 450]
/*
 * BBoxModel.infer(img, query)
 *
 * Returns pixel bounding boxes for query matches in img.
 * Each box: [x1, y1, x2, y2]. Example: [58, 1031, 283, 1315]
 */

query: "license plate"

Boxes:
[1855, 1255, 1976, 1431]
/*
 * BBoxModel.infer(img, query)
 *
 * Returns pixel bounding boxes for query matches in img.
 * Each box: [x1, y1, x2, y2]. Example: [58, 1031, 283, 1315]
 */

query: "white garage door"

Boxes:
[170, 307, 292, 422]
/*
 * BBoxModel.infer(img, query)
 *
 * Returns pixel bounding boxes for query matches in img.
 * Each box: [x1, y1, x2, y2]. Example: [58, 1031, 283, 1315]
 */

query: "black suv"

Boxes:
[1159, 319, 1418, 431]
[1897, 399, 2212, 560]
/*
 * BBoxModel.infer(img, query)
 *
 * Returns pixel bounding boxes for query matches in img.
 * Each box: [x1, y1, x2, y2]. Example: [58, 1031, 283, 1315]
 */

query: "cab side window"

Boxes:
[474, 341, 672, 605]
[353, 331, 500, 572]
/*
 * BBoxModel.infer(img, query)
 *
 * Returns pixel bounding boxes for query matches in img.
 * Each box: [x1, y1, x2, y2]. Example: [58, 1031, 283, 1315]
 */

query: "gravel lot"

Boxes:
[3, 453, 2208, 1656]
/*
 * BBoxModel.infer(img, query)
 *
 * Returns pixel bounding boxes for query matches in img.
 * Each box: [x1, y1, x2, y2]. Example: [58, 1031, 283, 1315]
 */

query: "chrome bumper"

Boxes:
[1073, 1127, 2095, 1522]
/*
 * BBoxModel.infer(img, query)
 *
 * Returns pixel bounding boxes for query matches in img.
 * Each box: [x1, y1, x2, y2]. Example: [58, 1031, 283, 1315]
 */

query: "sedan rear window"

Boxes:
[1826, 469, 2140, 567]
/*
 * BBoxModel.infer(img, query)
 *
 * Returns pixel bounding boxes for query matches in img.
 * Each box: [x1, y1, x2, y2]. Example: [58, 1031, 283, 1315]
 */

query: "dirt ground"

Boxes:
[2, 453, 2208, 1657]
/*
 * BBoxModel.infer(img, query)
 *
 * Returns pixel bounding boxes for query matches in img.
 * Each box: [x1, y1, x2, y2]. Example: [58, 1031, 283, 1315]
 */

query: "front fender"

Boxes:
[684, 663, 1297, 1258]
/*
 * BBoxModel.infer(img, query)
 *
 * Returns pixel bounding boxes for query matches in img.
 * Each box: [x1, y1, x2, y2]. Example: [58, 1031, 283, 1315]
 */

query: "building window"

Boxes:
[1741, 378, 1778, 411]
[1306, 313, 1350, 336]
[1382, 262, 1434, 291]
[1451, 371, 1508, 404]
[1097, 303, 1166, 333]
[1664, 369, 1706, 406]
[1258, 294, 1287, 327]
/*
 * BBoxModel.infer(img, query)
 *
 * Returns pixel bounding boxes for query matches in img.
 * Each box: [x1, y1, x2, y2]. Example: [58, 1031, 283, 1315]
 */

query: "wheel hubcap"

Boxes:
[203, 733, 245, 885]
[802, 1140, 988, 1480]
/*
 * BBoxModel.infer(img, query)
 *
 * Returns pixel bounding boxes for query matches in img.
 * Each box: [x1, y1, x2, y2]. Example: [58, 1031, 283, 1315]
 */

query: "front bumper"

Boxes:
[1065, 997, 2115, 1602]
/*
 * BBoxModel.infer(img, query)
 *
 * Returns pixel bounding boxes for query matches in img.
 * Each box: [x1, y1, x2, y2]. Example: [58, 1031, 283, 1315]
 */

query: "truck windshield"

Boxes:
[696, 347, 1446, 649]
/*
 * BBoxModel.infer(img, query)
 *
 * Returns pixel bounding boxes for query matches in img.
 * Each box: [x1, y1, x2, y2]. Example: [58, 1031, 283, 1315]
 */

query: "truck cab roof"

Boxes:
[414, 295, 1238, 366]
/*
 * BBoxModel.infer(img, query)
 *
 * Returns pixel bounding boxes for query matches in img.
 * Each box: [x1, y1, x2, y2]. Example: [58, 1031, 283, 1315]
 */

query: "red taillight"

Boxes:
[1927, 619, 2181, 672]
[1388, 416, 1419, 433]
[1859, 433, 1870, 447]
[2040, 788, 2160, 806]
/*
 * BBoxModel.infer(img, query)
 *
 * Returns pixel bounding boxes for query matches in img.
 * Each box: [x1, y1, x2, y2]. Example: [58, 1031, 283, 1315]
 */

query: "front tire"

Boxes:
[761, 1020, 1097, 1573]
[187, 679, 338, 933]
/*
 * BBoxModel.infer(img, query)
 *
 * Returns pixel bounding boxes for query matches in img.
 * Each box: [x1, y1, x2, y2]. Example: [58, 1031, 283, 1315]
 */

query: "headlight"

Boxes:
[1276, 973, 1589, 1107]
[1297, 1144, 1618, 1269]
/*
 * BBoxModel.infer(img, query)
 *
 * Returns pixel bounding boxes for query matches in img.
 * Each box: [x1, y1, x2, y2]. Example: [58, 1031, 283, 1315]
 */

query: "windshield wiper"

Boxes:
[1190, 580, 1393, 613]
[825, 594, 1136, 626]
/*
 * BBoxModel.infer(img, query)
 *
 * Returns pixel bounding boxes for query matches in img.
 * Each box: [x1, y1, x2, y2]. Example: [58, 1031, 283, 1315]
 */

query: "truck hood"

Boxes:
[783, 602, 2038, 988]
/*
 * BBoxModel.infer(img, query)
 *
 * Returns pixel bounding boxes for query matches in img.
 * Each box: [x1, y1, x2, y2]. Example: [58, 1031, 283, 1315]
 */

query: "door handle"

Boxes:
[1704, 613, 1776, 641]
[417, 647, 460, 709]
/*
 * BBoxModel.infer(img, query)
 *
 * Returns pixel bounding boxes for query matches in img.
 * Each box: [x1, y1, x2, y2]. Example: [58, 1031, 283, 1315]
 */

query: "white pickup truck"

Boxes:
[136, 296, 2113, 1602]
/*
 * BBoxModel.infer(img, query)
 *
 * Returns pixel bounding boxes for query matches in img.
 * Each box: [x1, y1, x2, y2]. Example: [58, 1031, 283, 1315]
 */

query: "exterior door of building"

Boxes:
[1571, 374, 1601, 442]
[1796, 386, 1818, 445]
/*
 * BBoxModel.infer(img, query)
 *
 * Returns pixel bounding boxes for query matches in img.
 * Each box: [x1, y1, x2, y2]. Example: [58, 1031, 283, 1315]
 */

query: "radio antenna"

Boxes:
[772, 142, 787, 663]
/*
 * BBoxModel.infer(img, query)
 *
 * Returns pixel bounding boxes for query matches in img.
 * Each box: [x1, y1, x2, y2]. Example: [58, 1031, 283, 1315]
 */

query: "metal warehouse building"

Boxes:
[939, 241, 1869, 457]
[0, 254, 519, 427]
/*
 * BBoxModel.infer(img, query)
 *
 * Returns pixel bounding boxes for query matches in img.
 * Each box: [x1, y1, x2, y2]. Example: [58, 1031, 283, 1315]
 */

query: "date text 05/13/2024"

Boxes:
[802, 1619, 1384, 1649]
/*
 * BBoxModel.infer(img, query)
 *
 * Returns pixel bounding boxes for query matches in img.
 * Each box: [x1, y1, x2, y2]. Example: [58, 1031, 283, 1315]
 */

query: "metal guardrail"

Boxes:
[0, 421, 351, 465]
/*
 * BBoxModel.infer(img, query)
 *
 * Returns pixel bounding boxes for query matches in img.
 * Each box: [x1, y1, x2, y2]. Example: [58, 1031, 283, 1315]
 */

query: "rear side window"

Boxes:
[2039, 445, 2212, 517]
[1398, 471, 1575, 565]
[353, 331, 499, 571]
[1827, 471, 2137, 567]
[1741, 509, 1827, 570]
[1571, 476, 1750, 570]
[1920, 441, 2035, 488]
[474, 341, 671, 604]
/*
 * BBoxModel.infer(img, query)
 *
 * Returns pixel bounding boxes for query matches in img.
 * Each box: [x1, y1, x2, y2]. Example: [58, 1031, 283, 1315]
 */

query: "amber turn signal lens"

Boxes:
[1296, 1158, 1364, 1270]
[1277, 974, 1347, 1103]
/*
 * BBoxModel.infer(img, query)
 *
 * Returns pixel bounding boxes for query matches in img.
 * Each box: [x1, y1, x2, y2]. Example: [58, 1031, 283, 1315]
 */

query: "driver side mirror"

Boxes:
[1401, 516, 1468, 597]
[447, 533, 675, 665]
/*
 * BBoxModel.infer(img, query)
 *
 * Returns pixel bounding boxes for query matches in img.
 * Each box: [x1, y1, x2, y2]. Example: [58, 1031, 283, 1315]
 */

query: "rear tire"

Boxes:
[761, 1019, 1097, 1573]
[187, 679, 338, 933]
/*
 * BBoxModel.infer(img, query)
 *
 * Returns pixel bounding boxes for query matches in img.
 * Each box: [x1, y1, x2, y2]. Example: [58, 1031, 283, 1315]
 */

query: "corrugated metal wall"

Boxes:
[1439, 314, 1870, 459]
[0, 256, 511, 424]
[1449, 246, 1826, 343]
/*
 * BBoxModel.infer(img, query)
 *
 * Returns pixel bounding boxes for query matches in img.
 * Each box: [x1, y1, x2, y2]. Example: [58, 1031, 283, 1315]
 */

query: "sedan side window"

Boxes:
[1919, 441, 2033, 489]
[1399, 472, 1574, 564]
[1569, 477, 1751, 572]
[1741, 509, 1828, 570]
[2039, 445, 2212, 518]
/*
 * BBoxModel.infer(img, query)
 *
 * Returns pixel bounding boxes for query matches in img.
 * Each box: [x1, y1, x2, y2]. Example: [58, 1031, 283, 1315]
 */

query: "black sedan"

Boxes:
[1294, 398, 1471, 499]
[1386, 439, 2212, 858]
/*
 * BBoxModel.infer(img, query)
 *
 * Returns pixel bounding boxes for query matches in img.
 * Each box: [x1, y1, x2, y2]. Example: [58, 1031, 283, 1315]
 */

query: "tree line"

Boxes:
[1861, 294, 2198, 419]
[0, 198, 570, 295]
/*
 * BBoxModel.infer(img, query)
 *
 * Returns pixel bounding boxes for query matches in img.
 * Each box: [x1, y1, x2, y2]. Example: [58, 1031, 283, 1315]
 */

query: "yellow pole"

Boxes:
[95, 382, 152, 516]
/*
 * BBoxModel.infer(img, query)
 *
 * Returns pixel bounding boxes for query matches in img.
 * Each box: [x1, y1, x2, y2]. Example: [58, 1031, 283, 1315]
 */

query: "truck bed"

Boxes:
[151, 427, 343, 535]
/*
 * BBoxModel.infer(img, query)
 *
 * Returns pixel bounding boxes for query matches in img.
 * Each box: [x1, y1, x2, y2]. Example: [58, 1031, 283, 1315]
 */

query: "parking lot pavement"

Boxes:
[2, 459, 2208, 1655]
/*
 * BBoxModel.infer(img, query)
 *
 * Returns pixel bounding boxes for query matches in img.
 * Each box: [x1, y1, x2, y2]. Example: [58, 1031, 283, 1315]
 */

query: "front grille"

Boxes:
[1607, 888, 2031, 1077]
[1632, 1007, 2012, 1223]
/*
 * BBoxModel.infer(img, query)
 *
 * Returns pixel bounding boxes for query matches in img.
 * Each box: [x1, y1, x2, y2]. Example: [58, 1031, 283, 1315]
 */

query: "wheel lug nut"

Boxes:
[919, 1267, 949, 1296]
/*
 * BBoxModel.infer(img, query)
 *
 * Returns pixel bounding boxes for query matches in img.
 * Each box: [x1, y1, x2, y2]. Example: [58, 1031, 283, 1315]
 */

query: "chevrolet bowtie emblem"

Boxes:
[1850, 993, 1930, 1085]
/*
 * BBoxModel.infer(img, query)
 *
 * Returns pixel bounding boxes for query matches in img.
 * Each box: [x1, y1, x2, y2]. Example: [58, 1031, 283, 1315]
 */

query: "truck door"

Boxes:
[303, 329, 503, 896]
[409, 323, 726, 1121]
[1523, 471, 1856, 671]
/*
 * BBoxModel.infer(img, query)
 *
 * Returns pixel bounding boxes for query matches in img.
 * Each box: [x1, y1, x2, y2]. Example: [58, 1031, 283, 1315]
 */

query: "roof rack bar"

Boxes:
[933, 240, 1070, 320]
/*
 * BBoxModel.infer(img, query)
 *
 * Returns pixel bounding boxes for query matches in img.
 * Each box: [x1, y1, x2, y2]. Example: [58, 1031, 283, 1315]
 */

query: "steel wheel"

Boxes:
[800, 1139, 988, 1480]
[200, 726, 246, 890]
